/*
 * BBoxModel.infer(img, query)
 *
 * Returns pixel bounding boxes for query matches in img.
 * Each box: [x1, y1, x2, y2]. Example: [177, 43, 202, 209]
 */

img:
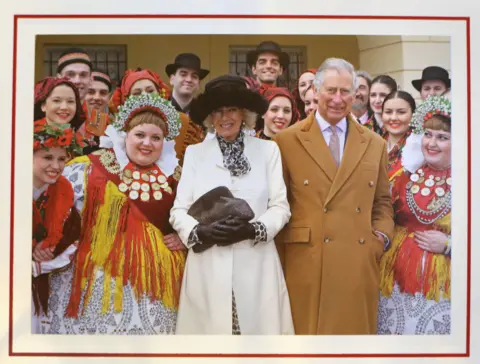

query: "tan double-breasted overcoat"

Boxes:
[273, 113, 394, 335]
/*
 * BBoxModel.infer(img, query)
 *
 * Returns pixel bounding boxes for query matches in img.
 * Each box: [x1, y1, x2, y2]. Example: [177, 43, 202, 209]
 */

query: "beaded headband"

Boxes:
[92, 71, 111, 82]
[112, 93, 181, 141]
[410, 95, 451, 135]
[58, 52, 90, 65]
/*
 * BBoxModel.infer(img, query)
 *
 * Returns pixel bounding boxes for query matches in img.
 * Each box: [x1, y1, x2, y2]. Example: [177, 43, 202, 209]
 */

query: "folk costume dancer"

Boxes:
[43, 93, 186, 334]
[32, 120, 85, 333]
[378, 95, 452, 335]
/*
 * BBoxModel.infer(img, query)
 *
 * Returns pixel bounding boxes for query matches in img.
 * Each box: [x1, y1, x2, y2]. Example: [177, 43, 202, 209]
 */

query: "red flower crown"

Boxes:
[34, 118, 86, 155]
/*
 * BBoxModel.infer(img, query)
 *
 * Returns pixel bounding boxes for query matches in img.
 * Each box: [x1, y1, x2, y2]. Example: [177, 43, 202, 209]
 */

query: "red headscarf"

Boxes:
[299, 68, 317, 83]
[263, 87, 300, 125]
[109, 68, 171, 115]
[34, 77, 85, 131]
[292, 68, 317, 120]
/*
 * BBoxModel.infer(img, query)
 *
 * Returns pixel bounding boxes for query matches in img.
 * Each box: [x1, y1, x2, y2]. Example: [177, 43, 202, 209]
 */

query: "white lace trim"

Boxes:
[99, 124, 178, 177]
[401, 133, 425, 174]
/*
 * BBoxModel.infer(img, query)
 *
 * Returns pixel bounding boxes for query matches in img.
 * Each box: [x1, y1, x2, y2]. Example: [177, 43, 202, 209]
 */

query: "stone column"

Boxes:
[357, 35, 451, 102]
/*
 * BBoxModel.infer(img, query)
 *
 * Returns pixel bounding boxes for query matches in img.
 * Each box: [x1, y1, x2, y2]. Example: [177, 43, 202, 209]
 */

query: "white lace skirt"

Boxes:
[377, 283, 451, 335]
[41, 265, 177, 335]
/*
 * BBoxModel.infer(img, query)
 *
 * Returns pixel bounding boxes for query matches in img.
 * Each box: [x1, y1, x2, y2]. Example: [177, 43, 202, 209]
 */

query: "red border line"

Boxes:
[12, 14, 469, 20]
[8, 353, 470, 358]
[8, 14, 18, 358]
[465, 16, 471, 358]
[10, 14, 471, 358]
[13, 14, 469, 21]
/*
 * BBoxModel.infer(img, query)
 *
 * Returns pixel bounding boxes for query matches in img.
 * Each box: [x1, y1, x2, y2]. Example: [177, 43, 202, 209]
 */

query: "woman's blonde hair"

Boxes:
[126, 111, 167, 135]
[203, 108, 257, 133]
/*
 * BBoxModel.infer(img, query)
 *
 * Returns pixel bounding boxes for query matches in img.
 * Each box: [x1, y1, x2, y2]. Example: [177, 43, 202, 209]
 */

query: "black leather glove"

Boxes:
[196, 216, 235, 245]
[216, 216, 255, 246]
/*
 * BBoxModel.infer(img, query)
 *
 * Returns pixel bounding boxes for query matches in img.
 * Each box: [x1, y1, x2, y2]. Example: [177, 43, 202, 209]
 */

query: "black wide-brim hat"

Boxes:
[411, 66, 451, 91]
[189, 75, 268, 126]
[165, 53, 210, 80]
[246, 41, 290, 70]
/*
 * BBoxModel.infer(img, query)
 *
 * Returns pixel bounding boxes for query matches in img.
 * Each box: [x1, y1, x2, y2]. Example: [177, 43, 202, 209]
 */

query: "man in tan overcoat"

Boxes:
[273, 58, 394, 335]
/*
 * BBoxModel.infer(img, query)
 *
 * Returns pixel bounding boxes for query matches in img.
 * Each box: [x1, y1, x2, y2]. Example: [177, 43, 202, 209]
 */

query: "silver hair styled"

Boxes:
[312, 58, 358, 93]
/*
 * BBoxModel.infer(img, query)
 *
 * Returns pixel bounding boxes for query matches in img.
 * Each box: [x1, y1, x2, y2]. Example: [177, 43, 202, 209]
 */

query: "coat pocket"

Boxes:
[360, 161, 378, 171]
[282, 226, 311, 244]
[370, 230, 385, 262]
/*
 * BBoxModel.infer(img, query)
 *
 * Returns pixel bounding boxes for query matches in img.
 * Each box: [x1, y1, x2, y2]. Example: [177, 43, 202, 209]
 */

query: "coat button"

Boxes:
[369, 181, 374, 187]
[324, 237, 330, 243]
[323, 207, 328, 213]
[359, 239, 365, 244]
[356, 207, 361, 213]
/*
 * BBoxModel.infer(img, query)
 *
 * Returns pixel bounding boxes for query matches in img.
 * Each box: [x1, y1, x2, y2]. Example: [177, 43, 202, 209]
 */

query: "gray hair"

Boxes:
[312, 58, 357, 94]
[355, 70, 372, 87]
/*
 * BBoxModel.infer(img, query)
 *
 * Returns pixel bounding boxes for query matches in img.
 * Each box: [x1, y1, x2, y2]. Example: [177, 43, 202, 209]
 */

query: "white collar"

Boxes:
[33, 184, 49, 200]
[315, 110, 347, 133]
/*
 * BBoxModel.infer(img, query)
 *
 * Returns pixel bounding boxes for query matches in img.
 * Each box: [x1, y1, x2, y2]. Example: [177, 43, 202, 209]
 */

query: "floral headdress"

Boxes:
[33, 119, 86, 155]
[402, 95, 452, 173]
[112, 93, 181, 141]
[410, 95, 451, 134]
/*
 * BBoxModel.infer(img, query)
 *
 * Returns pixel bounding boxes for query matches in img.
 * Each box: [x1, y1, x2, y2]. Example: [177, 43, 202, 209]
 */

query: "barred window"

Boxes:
[43, 44, 127, 89]
[229, 45, 306, 90]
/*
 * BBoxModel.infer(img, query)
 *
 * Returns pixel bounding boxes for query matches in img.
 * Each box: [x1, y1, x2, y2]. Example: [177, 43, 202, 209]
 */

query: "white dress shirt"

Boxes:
[315, 110, 348, 162]
[358, 110, 370, 125]
[351, 110, 369, 125]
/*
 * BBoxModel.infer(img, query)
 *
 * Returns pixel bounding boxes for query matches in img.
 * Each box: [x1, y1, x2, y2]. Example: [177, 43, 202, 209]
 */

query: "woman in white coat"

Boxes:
[170, 75, 294, 335]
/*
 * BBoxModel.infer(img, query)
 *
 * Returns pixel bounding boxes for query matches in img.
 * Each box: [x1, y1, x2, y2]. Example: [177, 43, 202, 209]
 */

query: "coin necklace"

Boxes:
[117, 165, 173, 202]
[406, 167, 451, 224]
[408, 167, 451, 198]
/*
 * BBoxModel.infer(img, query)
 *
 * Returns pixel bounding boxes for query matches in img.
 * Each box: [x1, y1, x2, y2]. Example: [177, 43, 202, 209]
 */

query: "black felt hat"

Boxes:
[189, 75, 268, 126]
[165, 53, 210, 80]
[411, 66, 451, 91]
[246, 41, 290, 70]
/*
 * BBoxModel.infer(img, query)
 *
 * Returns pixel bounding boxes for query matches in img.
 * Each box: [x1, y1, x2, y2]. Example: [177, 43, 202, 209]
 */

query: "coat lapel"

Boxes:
[296, 113, 337, 182]
[325, 116, 370, 204]
[205, 137, 228, 170]
[243, 135, 256, 165]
